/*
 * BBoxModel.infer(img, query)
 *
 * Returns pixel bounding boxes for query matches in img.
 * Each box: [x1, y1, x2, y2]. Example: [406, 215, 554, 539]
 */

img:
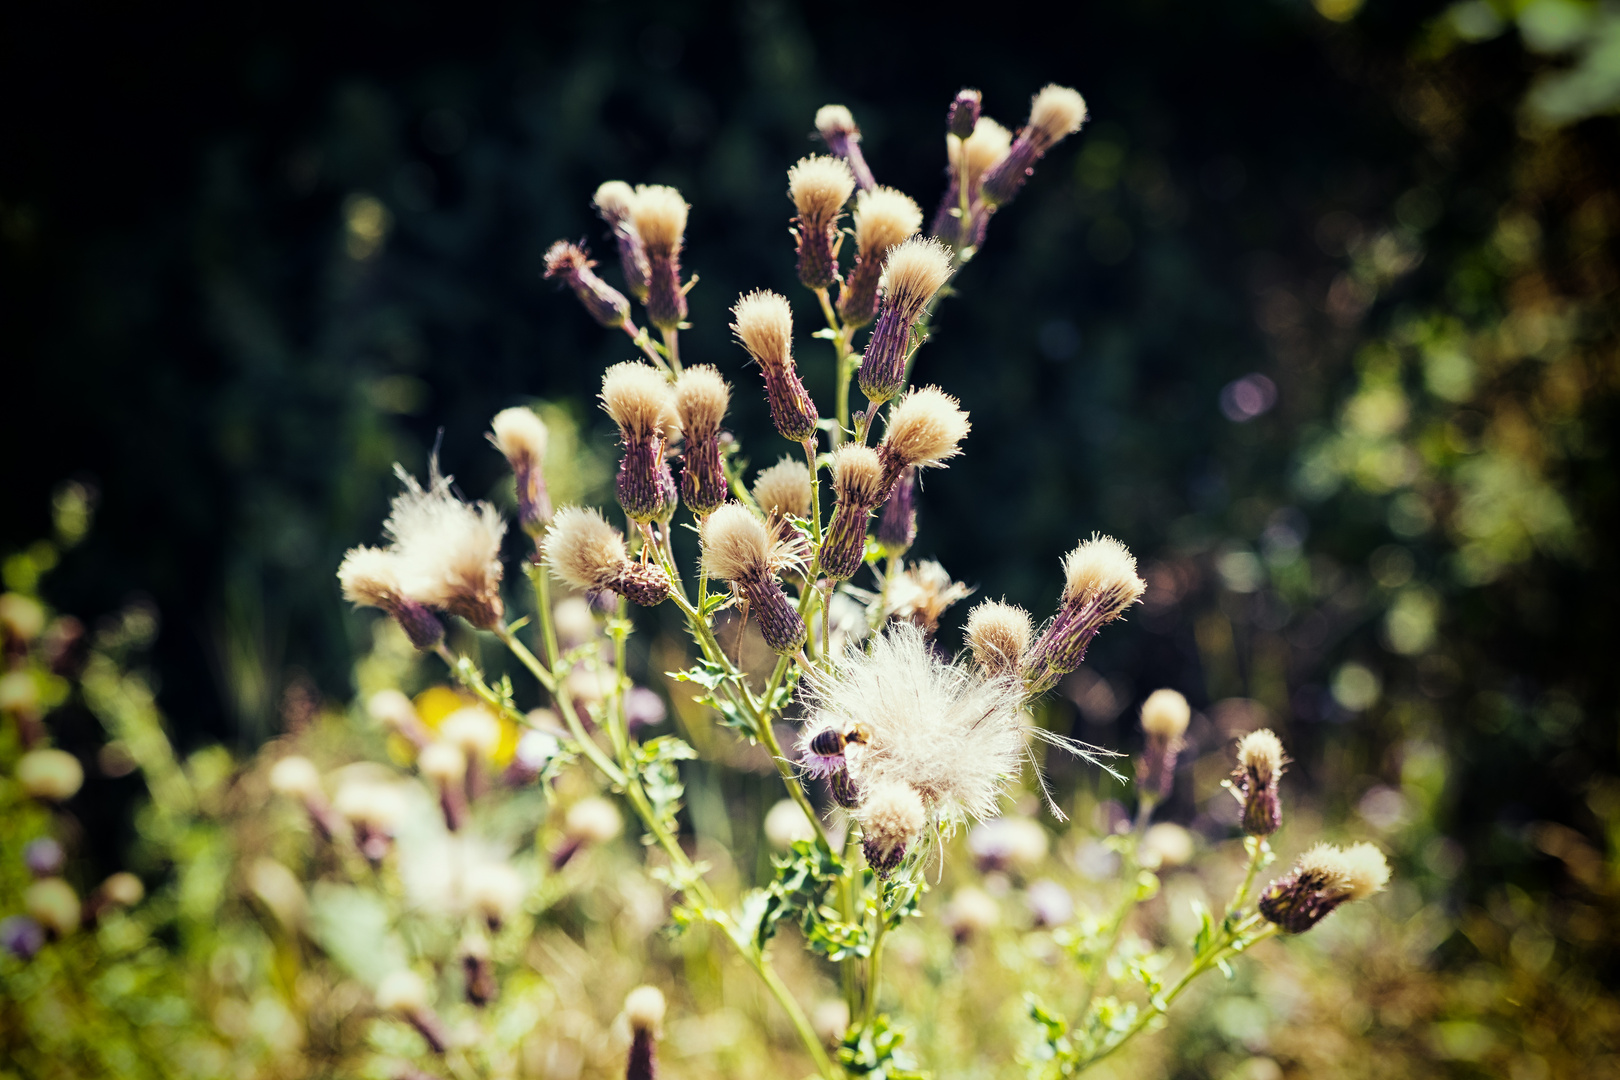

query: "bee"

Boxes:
[809, 721, 872, 759]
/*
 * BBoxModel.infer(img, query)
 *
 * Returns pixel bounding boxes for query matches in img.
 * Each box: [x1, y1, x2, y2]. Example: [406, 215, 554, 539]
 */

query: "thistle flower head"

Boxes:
[964, 600, 1033, 677]
[832, 444, 886, 506]
[700, 502, 772, 582]
[338, 546, 447, 646]
[440, 707, 501, 760]
[381, 462, 507, 629]
[564, 796, 624, 844]
[952, 118, 1013, 182]
[731, 290, 794, 370]
[674, 365, 730, 442]
[753, 457, 813, 518]
[545, 507, 626, 591]
[1140, 689, 1191, 740]
[334, 780, 408, 831]
[881, 386, 971, 472]
[789, 154, 856, 222]
[858, 780, 927, 877]
[1236, 728, 1285, 783]
[1060, 534, 1147, 617]
[1027, 85, 1088, 143]
[375, 970, 430, 1014]
[625, 985, 667, 1035]
[945, 884, 1001, 940]
[1231, 727, 1286, 836]
[890, 560, 974, 635]
[542, 239, 592, 279]
[815, 104, 858, 141]
[1341, 841, 1392, 900]
[489, 407, 547, 468]
[417, 741, 467, 784]
[592, 180, 637, 224]
[368, 688, 419, 731]
[601, 361, 676, 441]
[1258, 841, 1389, 933]
[543, 240, 631, 328]
[465, 862, 525, 928]
[878, 237, 954, 313]
[630, 184, 687, 251]
[269, 755, 323, 801]
[853, 186, 923, 257]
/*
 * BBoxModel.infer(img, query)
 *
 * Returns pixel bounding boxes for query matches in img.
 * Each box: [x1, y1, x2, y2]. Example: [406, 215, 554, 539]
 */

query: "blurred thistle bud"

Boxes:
[542, 240, 631, 329]
[545, 506, 672, 607]
[877, 385, 971, 491]
[788, 155, 856, 290]
[376, 969, 450, 1054]
[629, 184, 690, 331]
[592, 180, 650, 300]
[369, 688, 432, 750]
[875, 465, 918, 554]
[889, 560, 972, 636]
[1023, 535, 1146, 695]
[625, 686, 667, 736]
[1025, 879, 1075, 928]
[823, 446, 886, 582]
[269, 755, 344, 841]
[1, 915, 45, 960]
[829, 768, 861, 810]
[813, 998, 851, 1045]
[334, 781, 408, 864]
[753, 457, 813, 520]
[246, 857, 307, 932]
[673, 365, 732, 516]
[814, 104, 875, 191]
[95, 872, 145, 910]
[417, 741, 469, 831]
[840, 188, 923, 329]
[23, 837, 65, 878]
[968, 816, 1048, 874]
[505, 722, 562, 786]
[441, 706, 501, 800]
[947, 89, 982, 140]
[489, 406, 553, 535]
[554, 795, 623, 868]
[1231, 729, 1286, 836]
[1, 592, 47, 644]
[624, 984, 667, 1080]
[461, 933, 496, 1007]
[465, 862, 525, 931]
[16, 748, 82, 802]
[982, 84, 1087, 208]
[945, 884, 1001, 942]
[338, 547, 446, 649]
[964, 600, 1033, 679]
[701, 504, 807, 654]
[858, 238, 953, 404]
[1258, 841, 1389, 934]
[859, 781, 926, 878]
[1136, 688, 1191, 801]
[731, 290, 819, 445]
[764, 798, 817, 849]
[551, 596, 599, 649]
[931, 116, 1013, 250]
[601, 362, 679, 524]
[25, 878, 81, 938]
[1140, 822, 1195, 870]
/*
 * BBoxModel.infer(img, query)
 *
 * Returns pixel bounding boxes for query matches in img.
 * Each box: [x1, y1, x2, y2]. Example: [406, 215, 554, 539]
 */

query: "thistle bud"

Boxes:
[601, 362, 679, 524]
[875, 466, 918, 554]
[489, 406, 552, 534]
[593, 181, 650, 300]
[981, 85, 1087, 208]
[270, 755, 344, 841]
[1023, 535, 1146, 695]
[947, 89, 982, 140]
[1136, 689, 1191, 801]
[814, 104, 875, 191]
[465, 862, 525, 932]
[753, 457, 813, 520]
[461, 934, 496, 1007]
[25, 878, 80, 938]
[859, 238, 953, 403]
[964, 600, 1033, 679]
[944, 885, 1000, 942]
[1258, 842, 1389, 934]
[545, 506, 671, 606]
[829, 767, 861, 810]
[369, 688, 433, 750]
[624, 985, 667, 1080]
[338, 547, 446, 649]
[374, 463, 507, 630]
[1231, 729, 1286, 836]
[630, 185, 689, 331]
[731, 290, 819, 444]
[376, 970, 450, 1054]
[418, 741, 469, 831]
[16, 748, 83, 802]
[764, 798, 818, 849]
[890, 560, 972, 636]
[334, 781, 408, 864]
[674, 365, 731, 516]
[822, 446, 886, 582]
[542, 240, 631, 328]
[788, 155, 856, 291]
[858, 781, 925, 878]
[554, 795, 623, 868]
[840, 187, 924, 329]
[877, 385, 971, 491]
[701, 504, 808, 654]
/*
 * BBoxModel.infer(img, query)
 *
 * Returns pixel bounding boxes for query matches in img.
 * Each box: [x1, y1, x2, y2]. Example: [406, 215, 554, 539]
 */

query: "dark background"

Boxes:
[3, 0, 1617, 994]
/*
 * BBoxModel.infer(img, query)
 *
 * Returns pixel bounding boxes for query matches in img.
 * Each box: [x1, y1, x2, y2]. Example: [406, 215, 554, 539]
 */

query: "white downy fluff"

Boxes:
[383, 460, 506, 618]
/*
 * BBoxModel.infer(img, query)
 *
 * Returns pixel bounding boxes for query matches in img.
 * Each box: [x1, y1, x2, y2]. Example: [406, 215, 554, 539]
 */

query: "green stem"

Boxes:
[622, 320, 670, 372]
[1078, 795, 1155, 1015]
[864, 879, 891, 1024]
[815, 287, 853, 445]
[661, 326, 683, 374]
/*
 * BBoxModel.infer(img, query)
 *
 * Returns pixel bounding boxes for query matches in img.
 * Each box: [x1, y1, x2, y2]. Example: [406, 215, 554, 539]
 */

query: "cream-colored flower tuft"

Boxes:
[375, 969, 430, 1014]
[832, 444, 887, 506]
[546, 507, 627, 591]
[789, 155, 856, 221]
[951, 117, 1014, 182]
[853, 187, 923, 257]
[858, 781, 927, 876]
[731, 290, 794, 369]
[624, 984, 667, 1034]
[880, 386, 971, 473]
[700, 503, 772, 582]
[1236, 728, 1285, 781]
[815, 104, 857, 140]
[674, 364, 730, 441]
[1140, 689, 1191, 739]
[630, 184, 687, 250]
[889, 560, 974, 634]
[490, 406, 547, 466]
[269, 756, 323, 801]
[1340, 841, 1391, 901]
[601, 361, 677, 440]
[593, 180, 637, 221]
[878, 237, 954, 311]
[380, 462, 507, 629]
[964, 600, 1033, 676]
[753, 457, 813, 518]
[1061, 534, 1147, 617]
[1028, 85, 1088, 141]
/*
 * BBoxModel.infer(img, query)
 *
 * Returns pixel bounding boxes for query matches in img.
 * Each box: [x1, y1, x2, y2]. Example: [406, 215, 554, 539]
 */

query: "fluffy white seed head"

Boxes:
[382, 464, 507, 619]
[1140, 689, 1191, 739]
[440, 707, 502, 759]
[338, 546, 406, 609]
[815, 104, 858, 139]
[731, 290, 794, 370]
[753, 457, 814, 518]
[1028, 85, 1088, 142]
[1060, 534, 1147, 617]
[832, 444, 887, 506]
[1341, 841, 1391, 900]
[545, 506, 630, 592]
[789, 154, 856, 222]
[624, 985, 667, 1034]
[417, 741, 467, 784]
[630, 184, 687, 250]
[859, 781, 926, 860]
[368, 689, 419, 732]
[269, 756, 323, 801]
[889, 561, 973, 631]
[465, 862, 525, 923]
[882, 386, 971, 470]
[878, 237, 954, 309]
[1236, 728, 1285, 783]
[593, 180, 637, 221]
[375, 969, 430, 1014]
[674, 364, 730, 441]
[700, 503, 772, 582]
[951, 117, 1014, 181]
[564, 796, 624, 843]
[489, 406, 547, 469]
[964, 600, 1033, 674]
[853, 186, 923, 256]
[601, 361, 676, 440]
